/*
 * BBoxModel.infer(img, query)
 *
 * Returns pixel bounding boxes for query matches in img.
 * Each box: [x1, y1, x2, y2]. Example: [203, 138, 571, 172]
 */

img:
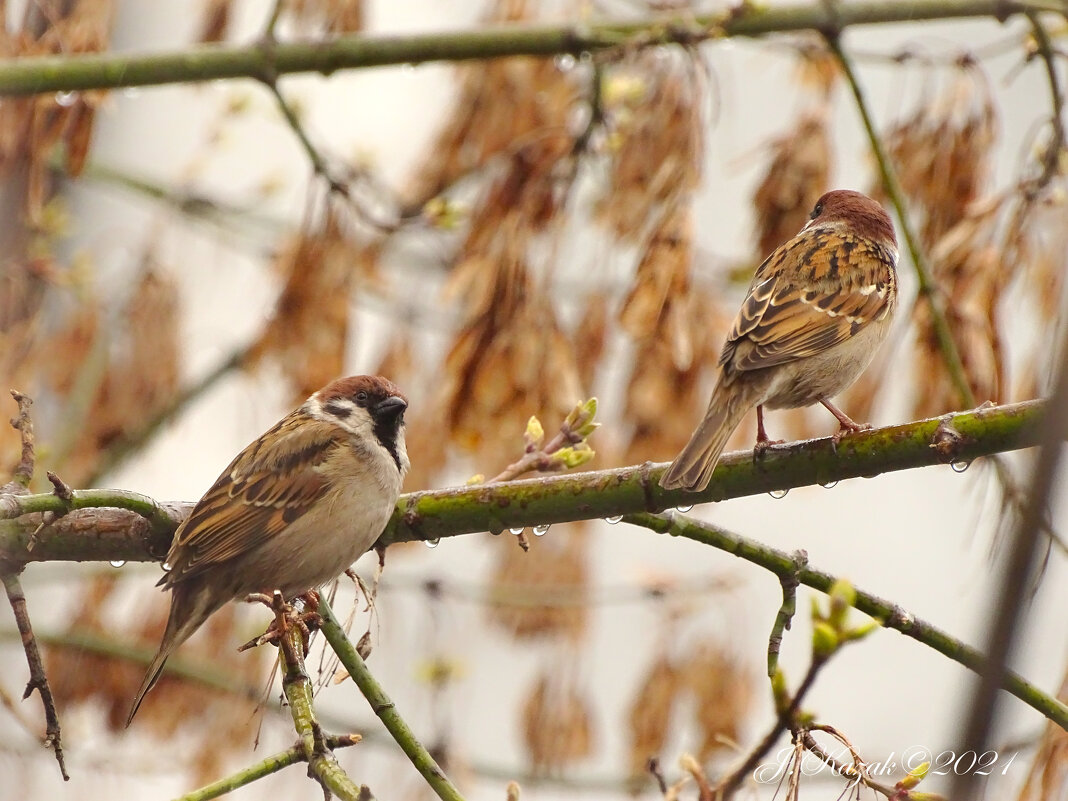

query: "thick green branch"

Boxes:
[0, 0, 1043, 96]
[386, 400, 1042, 545]
[0, 400, 1047, 564]
[624, 511, 1068, 730]
[319, 596, 466, 801]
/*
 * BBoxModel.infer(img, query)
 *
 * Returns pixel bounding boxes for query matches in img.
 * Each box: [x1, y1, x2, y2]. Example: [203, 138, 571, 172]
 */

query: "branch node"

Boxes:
[930, 417, 967, 463]
[46, 471, 74, 503]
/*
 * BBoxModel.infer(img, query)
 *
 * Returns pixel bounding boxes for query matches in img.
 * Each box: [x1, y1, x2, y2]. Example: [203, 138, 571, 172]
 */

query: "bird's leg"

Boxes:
[821, 399, 871, 447]
[238, 590, 320, 653]
[752, 405, 784, 460]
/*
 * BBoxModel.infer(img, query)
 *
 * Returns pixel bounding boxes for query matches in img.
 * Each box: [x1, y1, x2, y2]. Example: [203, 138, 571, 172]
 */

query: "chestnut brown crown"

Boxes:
[805, 189, 897, 250]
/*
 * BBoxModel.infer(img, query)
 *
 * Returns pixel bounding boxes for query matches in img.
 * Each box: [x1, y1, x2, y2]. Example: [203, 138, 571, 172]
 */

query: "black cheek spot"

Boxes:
[325, 400, 352, 419]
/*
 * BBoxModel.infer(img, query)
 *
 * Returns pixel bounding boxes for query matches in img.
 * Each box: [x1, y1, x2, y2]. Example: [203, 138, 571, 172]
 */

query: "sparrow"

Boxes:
[126, 374, 410, 725]
[660, 189, 898, 492]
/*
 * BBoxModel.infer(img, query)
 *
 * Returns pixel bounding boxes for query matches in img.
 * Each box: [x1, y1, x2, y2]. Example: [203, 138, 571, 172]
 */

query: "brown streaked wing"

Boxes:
[164, 413, 346, 584]
[723, 234, 893, 373]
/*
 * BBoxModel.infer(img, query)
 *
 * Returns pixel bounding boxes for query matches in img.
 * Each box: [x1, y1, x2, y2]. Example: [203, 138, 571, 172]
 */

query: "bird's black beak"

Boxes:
[374, 395, 408, 419]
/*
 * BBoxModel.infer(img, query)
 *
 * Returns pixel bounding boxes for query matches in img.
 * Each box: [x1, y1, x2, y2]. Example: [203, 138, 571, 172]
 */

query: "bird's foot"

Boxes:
[752, 437, 786, 462]
[830, 420, 872, 452]
[238, 591, 321, 653]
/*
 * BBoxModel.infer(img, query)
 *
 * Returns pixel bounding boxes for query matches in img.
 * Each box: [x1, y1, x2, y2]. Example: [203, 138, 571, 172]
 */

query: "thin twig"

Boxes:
[0, 572, 68, 780]
[767, 551, 805, 678]
[715, 654, 828, 797]
[825, 32, 976, 410]
[84, 343, 251, 485]
[1022, 11, 1066, 197]
[173, 734, 365, 801]
[7, 390, 35, 489]
[318, 595, 467, 801]
[623, 511, 1068, 730]
[952, 256, 1068, 797]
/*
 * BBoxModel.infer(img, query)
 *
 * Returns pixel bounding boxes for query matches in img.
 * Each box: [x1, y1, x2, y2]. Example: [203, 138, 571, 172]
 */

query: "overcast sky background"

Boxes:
[4, 2, 1067, 800]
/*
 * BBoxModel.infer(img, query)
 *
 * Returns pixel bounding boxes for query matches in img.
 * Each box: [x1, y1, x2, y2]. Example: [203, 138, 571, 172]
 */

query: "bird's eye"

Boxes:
[356, 391, 369, 403]
[810, 202, 823, 220]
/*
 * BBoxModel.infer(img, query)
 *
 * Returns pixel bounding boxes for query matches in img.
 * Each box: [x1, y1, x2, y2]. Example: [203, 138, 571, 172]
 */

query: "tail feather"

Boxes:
[660, 379, 763, 492]
[126, 583, 217, 727]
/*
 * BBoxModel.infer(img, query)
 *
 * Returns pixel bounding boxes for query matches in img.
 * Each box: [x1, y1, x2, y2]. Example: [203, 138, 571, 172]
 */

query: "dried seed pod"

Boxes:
[912, 201, 1003, 415]
[485, 526, 588, 641]
[627, 655, 684, 786]
[595, 50, 704, 241]
[403, 0, 575, 209]
[62, 265, 181, 483]
[1013, 667, 1068, 801]
[521, 668, 595, 775]
[751, 110, 831, 257]
[249, 207, 365, 403]
[880, 61, 997, 248]
[683, 641, 753, 762]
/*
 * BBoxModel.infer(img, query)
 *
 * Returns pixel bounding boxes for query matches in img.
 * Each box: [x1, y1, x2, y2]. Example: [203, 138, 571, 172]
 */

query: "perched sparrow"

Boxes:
[126, 375, 410, 725]
[660, 190, 898, 492]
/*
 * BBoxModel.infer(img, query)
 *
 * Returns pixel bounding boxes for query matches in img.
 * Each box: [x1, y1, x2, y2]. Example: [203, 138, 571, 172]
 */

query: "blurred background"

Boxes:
[1, 1, 1067, 799]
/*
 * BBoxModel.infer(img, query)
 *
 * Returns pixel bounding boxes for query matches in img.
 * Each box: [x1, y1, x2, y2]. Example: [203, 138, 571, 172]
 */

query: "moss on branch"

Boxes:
[0, 400, 1046, 564]
[0, 0, 1044, 96]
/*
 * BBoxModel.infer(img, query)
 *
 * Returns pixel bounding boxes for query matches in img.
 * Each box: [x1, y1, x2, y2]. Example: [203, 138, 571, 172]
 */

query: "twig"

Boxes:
[824, 32, 976, 410]
[1, 391, 69, 779]
[0, 572, 68, 780]
[715, 654, 828, 797]
[318, 595, 467, 801]
[951, 254, 1068, 796]
[767, 551, 805, 678]
[173, 734, 365, 801]
[0, 1, 1053, 96]
[1022, 11, 1066, 197]
[7, 390, 35, 489]
[622, 511, 1068, 730]
[84, 344, 252, 485]
[273, 592, 366, 801]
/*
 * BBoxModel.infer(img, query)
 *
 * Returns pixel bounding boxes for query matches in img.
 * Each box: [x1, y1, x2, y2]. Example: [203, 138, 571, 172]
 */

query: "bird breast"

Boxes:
[762, 311, 893, 410]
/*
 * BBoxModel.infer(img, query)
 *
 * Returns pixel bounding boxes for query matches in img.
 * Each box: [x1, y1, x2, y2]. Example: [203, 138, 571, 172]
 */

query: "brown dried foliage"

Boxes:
[403, 0, 575, 209]
[572, 291, 610, 390]
[880, 63, 997, 248]
[751, 110, 831, 257]
[682, 641, 752, 762]
[912, 202, 1004, 416]
[59, 266, 181, 484]
[440, 135, 583, 458]
[596, 50, 704, 241]
[627, 655, 682, 783]
[485, 526, 588, 641]
[1015, 667, 1068, 801]
[197, 0, 232, 43]
[0, 0, 114, 220]
[286, 0, 365, 34]
[249, 207, 371, 403]
[521, 668, 595, 775]
[619, 205, 724, 463]
[46, 573, 266, 783]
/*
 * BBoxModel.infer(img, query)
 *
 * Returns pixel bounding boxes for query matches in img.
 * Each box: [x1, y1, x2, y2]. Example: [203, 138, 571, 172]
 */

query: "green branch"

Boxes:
[0, 400, 1047, 564]
[623, 511, 1068, 730]
[319, 595, 466, 801]
[173, 734, 363, 801]
[0, 0, 1046, 96]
